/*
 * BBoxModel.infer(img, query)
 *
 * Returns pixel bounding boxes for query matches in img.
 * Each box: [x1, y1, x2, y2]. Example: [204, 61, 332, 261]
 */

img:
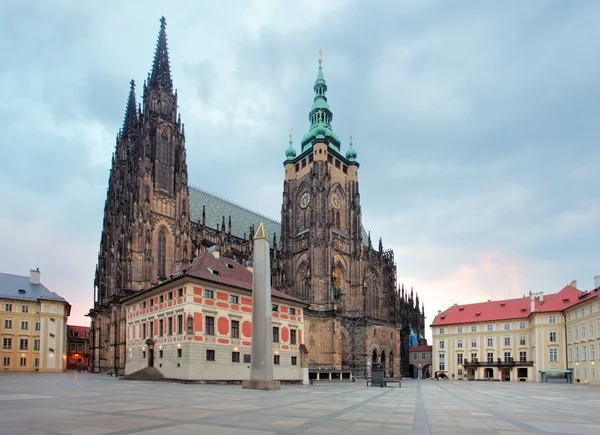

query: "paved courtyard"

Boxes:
[1, 373, 600, 435]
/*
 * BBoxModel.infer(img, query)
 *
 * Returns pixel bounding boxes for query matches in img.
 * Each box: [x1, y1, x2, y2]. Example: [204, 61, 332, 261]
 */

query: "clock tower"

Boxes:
[276, 54, 366, 368]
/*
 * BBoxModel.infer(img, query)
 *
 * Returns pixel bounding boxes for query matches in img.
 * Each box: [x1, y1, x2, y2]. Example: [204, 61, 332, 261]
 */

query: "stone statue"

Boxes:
[186, 312, 194, 335]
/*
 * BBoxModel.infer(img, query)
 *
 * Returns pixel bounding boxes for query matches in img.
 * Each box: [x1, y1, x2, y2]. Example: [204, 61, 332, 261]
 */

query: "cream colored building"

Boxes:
[564, 278, 600, 385]
[431, 284, 583, 382]
[0, 269, 71, 372]
[123, 249, 309, 382]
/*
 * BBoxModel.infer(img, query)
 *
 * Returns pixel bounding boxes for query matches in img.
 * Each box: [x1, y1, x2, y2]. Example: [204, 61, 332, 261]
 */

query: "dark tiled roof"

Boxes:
[431, 285, 584, 326]
[182, 252, 307, 305]
[189, 186, 280, 241]
[189, 186, 370, 245]
[67, 325, 90, 339]
[0, 272, 68, 303]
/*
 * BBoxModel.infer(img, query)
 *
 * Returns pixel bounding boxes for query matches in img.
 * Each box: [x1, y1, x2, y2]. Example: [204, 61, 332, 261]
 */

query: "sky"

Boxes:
[1, 0, 599, 341]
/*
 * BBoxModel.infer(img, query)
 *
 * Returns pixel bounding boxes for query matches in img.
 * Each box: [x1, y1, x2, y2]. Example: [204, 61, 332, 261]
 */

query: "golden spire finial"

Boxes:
[290, 128, 294, 140]
[318, 48, 323, 64]
[254, 223, 267, 240]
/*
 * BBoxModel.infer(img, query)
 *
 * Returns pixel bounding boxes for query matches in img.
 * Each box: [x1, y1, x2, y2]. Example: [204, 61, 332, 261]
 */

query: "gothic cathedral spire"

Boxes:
[148, 16, 173, 91]
[120, 80, 138, 140]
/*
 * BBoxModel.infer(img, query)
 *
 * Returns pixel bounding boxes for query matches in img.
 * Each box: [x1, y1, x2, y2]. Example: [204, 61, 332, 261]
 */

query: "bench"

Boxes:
[366, 378, 401, 387]
[384, 378, 401, 387]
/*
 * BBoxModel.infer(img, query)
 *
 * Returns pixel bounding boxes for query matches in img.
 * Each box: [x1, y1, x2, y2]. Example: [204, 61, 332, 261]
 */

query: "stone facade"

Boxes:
[89, 17, 426, 378]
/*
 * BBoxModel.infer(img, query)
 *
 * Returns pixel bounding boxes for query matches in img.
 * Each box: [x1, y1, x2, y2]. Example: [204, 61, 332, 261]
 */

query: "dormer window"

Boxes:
[225, 263, 234, 270]
[207, 267, 219, 276]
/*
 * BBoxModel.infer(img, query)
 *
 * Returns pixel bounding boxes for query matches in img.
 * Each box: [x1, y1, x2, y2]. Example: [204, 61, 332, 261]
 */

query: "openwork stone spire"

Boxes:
[149, 16, 173, 90]
[121, 80, 138, 139]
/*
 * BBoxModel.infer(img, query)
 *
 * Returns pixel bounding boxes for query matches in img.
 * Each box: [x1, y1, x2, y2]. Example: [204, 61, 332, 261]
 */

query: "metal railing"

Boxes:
[463, 360, 534, 367]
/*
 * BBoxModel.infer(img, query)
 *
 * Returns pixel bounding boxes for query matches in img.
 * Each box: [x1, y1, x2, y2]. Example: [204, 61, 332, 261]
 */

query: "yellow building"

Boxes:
[122, 248, 310, 383]
[431, 284, 582, 382]
[564, 277, 600, 385]
[1, 269, 71, 372]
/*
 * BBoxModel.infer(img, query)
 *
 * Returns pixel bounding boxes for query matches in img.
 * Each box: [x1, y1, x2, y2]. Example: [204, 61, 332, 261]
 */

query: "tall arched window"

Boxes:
[333, 266, 343, 300]
[158, 230, 167, 279]
[297, 262, 310, 302]
[159, 132, 169, 164]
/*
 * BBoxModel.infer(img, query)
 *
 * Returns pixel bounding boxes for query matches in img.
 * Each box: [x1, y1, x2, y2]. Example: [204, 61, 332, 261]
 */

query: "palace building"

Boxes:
[122, 248, 308, 382]
[431, 277, 600, 384]
[1, 269, 71, 372]
[88, 17, 426, 379]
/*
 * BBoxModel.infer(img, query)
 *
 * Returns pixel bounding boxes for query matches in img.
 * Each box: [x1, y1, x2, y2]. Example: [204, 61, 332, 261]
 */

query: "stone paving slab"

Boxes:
[1, 373, 600, 434]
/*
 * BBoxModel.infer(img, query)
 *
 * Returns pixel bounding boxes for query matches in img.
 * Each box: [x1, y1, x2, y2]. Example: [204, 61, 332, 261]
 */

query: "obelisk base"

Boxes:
[242, 379, 281, 390]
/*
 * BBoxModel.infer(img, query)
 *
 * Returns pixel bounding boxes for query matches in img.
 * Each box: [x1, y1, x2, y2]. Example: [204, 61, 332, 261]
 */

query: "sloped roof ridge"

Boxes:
[189, 184, 279, 224]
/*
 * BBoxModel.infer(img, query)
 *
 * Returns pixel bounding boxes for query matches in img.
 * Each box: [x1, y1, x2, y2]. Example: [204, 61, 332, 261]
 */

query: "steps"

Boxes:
[120, 366, 164, 381]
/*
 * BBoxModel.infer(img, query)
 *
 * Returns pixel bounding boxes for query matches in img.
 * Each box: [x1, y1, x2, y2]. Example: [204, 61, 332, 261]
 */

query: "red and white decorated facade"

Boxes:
[123, 250, 308, 381]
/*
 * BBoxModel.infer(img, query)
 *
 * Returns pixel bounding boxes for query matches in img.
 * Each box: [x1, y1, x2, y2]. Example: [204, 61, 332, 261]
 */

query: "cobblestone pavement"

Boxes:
[1, 373, 600, 434]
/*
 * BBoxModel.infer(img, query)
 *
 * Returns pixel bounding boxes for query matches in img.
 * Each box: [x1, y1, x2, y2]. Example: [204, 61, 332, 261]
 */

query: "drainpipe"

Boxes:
[563, 312, 569, 374]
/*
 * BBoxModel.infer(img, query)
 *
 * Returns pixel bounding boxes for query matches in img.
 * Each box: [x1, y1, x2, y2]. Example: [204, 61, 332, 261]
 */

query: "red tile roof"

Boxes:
[67, 325, 90, 339]
[431, 285, 584, 326]
[409, 345, 432, 352]
[180, 252, 307, 305]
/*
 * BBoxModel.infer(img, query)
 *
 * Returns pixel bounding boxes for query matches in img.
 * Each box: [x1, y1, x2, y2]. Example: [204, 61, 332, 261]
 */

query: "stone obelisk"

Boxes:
[242, 223, 281, 390]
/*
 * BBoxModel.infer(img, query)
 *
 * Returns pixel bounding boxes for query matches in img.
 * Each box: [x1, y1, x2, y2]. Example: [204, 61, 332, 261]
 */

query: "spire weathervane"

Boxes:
[318, 48, 323, 64]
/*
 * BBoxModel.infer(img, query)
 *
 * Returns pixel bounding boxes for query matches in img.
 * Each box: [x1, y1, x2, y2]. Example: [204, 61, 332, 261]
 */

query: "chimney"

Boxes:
[208, 245, 220, 259]
[570, 280, 577, 289]
[594, 276, 600, 290]
[530, 291, 543, 312]
[30, 268, 40, 285]
[437, 310, 441, 314]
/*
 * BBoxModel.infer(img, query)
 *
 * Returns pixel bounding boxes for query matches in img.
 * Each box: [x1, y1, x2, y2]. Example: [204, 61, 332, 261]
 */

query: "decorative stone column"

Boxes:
[242, 223, 281, 390]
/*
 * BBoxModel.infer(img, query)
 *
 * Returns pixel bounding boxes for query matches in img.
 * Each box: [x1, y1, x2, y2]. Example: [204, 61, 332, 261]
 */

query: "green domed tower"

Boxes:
[300, 51, 341, 153]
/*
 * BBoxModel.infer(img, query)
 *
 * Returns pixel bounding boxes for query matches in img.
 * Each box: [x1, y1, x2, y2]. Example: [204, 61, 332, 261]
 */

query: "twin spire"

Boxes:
[148, 16, 173, 91]
[119, 17, 173, 139]
[120, 80, 138, 139]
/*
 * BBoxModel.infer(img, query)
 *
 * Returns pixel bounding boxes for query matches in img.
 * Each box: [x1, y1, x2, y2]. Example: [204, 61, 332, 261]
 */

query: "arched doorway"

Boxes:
[422, 364, 432, 378]
[372, 349, 378, 366]
[381, 350, 386, 375]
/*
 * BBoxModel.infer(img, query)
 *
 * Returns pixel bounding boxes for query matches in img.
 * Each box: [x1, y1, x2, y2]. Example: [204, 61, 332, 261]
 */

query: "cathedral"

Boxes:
[88, 17, 426, 378]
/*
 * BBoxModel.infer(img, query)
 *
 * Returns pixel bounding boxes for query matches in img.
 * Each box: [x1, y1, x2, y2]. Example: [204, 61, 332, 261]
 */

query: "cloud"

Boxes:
[1, 0, 599, 340]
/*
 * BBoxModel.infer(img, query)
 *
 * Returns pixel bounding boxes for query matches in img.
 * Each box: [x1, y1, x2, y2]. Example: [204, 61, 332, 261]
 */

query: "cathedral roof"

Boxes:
[189, 186, 280, 241]
[189, 186, 370, 245]
[0, 272, 68, 303]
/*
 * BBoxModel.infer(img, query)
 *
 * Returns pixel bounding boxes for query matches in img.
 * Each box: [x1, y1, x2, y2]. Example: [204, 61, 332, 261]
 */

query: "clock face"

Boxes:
[300, 192, 311, 209]
[331, 193, 341, 209]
